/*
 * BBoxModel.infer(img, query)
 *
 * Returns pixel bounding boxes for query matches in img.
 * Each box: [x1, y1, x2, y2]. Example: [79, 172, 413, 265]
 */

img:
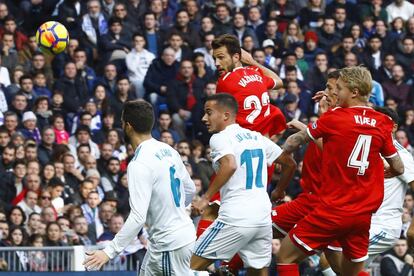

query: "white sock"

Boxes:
[322, 267, 337, 276]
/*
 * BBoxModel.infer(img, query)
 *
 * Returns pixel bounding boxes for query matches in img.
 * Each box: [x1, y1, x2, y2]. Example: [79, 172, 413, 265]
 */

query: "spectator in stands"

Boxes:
[144, 47, 179, 105]
[8, 206, 25, 227]
[299, 0, 324, 30]
[381, 238, 413, 275]
[0, 126, 10, 153]
[48, 178, 65, 216]
[20, 111, 41, 144]
[17, 190, 41, 220]
[306, 52, 328, 92]
[169, 9, 201, 49]
[99, 17, 131, 66]
[0, 159, 24, 211]
[81, 0, 108, 57]
[105, 129, 125, 160]
[99, 201, 115, 232]
[24, 53, 53, 88]
[386, 0, 414, 23]
[51, 114, 69, 145]
[167, 32, 192, 62]
[375, 19, 398, 54]
[0, 16, 27, 51]
[81, 190, 103, 237]
[73, 215, 96, 245]
[232, 12, 258, 47]
[112, 3, 138, 35]
[396, 130, 414, 157]
[211, 3, 232, 34]
[152, 110, 181, 143]
[382, 64, 412, 108]
[37, 128, 55, 167]
[101, 157, 121, 198]
[24, 143, 38, 162]
[53, 62, 89, 114]
[125, 33, 155, 99]
[73, 48, 96, 94]
[142, 12, 162, 57]
[396, 36, 414, 76]
[94, 63, 118, 97]
[45, 222, 66, 248]
[167, 60, 204, 137]
[194, 32, 216, 72]
[1, 32, 18, 73]
[317, 16, 341, 53]
[97, 142, 113, 174]
[109, 77, 135, 129]
[0, 143, 15, 173]
[69, 125, 100, 159]
[41, 164, 55, 186]
[26, 213, 41, 236]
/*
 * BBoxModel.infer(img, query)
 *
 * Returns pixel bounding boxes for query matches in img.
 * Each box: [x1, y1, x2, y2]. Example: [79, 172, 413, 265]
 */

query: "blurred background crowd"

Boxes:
[0, 0, 412, 274]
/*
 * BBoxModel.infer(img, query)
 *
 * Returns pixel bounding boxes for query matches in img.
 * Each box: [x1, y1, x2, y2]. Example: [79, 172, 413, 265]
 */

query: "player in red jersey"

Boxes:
[276, 66, 404, 276]
[272, 70, 340, 239]
[194, 34, 286, 274]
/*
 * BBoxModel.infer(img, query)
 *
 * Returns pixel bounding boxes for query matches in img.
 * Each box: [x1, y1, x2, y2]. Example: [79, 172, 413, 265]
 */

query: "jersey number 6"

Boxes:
[244, 92, 271, 124]
[169, 166, 181, 207]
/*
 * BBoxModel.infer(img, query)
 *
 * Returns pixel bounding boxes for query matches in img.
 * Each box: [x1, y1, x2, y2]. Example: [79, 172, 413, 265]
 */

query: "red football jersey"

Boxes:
[217, 66, 286, 136]
[307, 106, 397, 215]
[300, 142, 322, 194]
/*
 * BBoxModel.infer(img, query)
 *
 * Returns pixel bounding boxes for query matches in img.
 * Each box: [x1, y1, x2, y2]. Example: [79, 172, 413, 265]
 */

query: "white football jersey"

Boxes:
[371, 141, 414, 229]
[210, 124, 282, 227]
[104, 139, 196, 258]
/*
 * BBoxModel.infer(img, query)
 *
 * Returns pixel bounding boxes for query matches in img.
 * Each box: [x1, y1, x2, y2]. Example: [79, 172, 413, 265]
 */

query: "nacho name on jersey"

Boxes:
[238, 74, 263, 87]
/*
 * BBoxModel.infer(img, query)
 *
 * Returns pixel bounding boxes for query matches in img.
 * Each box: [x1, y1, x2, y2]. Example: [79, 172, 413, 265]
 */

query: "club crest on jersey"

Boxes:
[238, 74, 263, 87]
[311, 122, 317, 129]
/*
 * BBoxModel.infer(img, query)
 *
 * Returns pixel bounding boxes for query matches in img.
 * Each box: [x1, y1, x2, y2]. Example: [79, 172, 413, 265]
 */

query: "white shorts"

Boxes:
[365, 225, 400, 267]
[194, 220, 272, 269]
[140, 242, 194, 276]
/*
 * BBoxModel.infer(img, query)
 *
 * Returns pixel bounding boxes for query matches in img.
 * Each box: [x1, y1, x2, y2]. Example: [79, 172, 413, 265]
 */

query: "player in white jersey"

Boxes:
[83, 100, 196, 275]
[191, 93, 296, 275]
[366, 107, 414, 266]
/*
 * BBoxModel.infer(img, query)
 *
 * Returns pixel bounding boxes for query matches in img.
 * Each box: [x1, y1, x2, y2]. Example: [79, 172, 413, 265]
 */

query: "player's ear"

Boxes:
[352, 88, 359, 98]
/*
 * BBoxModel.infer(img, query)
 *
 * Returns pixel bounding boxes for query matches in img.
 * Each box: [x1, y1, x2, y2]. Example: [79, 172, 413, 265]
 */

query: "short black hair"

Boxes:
[327, 70, 341, 79]
[206, 93, 238, 115]
[122, 100, 154, 134]
[48, 177, 65, 188]
[374, 106, 399, 124]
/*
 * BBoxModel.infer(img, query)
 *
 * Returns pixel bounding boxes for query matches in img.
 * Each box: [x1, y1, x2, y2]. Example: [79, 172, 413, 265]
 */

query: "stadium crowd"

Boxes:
[0, 0, 412, 274]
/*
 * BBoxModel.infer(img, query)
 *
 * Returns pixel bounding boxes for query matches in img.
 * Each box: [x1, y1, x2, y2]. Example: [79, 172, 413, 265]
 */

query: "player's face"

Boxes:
[213, 46, 237, 75]
[336, 77, 353, 108]
[325, 78, 338, 108]
[202, 100, 225, 133]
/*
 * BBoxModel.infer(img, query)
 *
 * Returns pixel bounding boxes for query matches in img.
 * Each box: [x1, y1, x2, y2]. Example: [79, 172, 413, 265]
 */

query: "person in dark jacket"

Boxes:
[53, 62, 89, 115]
[381, 238, 413, 276]
[143, 47, 179, 106]
[166, 60, 204, 138]
[37, 127, 55, 167]
[57, 0, 87, 39]
[99, 17, 131, 66]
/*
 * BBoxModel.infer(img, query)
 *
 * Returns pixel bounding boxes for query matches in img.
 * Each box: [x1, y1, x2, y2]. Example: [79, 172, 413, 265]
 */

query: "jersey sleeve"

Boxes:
[103, 161, 153, 259]
[261, 135, 283, 165]
[306, 112, 332, 141]
[380, 119, 398, 158]
[398, 149, 414, 184]
[209, 133, 235, 163]
[253, 66, 276, 90]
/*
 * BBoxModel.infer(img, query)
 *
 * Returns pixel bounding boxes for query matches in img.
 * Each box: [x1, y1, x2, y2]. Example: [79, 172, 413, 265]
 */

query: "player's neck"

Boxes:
[345, 98, 369, 108]
[130, 133, 152, 150]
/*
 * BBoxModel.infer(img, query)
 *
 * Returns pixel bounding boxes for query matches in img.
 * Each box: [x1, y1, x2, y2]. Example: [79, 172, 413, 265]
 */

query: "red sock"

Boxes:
[196, 219, 214, 238]
[358, 271, 370, 276]
[277, 264, 299, 276]
[222, 254, 243, 273]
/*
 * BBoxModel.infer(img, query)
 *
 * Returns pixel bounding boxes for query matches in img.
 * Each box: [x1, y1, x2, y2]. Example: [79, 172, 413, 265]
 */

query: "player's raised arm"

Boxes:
[283, 129, 313, 154]
[271, 151, 297, 202]
[240, 48, 283, 89]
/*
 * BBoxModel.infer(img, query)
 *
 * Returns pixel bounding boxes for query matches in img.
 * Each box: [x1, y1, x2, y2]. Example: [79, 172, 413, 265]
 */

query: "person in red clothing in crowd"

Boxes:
[276, 66, 404, 276]
[195, 34, 286, 274]
[0, 16, 27, 51]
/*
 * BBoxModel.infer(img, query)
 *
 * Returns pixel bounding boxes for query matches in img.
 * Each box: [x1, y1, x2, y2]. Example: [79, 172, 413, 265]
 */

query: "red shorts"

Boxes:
[271, 192, 319, 235]
[289, 205, 371, 262]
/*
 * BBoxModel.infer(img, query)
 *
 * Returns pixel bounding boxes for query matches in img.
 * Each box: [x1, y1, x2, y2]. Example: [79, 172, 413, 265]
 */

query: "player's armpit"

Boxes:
[283, 129, 312, 154]
[204, 154, 237, 201]
[384, 153, 404, 177]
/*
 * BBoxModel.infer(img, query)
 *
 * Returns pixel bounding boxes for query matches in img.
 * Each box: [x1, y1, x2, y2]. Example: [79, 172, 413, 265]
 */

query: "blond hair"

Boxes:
[339, 66, 373, 100]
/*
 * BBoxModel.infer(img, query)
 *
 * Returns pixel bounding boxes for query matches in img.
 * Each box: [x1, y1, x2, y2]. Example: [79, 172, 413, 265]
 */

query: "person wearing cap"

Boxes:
[303, 30, 324, 65]
[20, 111, 41, 144]
[262, 39, 277, 70]
[99, 17, 131, 65]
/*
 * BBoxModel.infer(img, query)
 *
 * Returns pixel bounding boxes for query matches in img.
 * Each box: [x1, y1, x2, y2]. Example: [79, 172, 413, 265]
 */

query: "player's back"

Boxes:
[309, 107, 397, 215]
[372, 141, 414, 228]
[300, 141, 322, 194]
[217, 66, 286, 136]
[210, 124, 281, 227]
[129, 139, 196, 252]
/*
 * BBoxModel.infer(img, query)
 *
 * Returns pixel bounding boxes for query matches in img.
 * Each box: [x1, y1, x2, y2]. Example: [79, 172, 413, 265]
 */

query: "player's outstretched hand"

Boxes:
[83, 250, 109, 271]
[312, 91, 326, 102]
[240, 48, 256, 66]
[271, 189, 286, 204]
[192, 197, 209, 216]
[287, 119, 306, 131]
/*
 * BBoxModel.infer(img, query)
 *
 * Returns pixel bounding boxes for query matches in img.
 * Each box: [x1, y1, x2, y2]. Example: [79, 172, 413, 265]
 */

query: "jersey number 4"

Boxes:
[241, 149, 264, 189]
[244, 92, 270, 124]
[347, 135, 372, 175]
[169, 166, 181, 207]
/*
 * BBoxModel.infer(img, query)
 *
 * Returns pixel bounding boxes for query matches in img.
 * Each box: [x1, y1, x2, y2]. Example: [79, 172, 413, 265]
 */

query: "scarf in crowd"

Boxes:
[177, 74, 196, 110]
[81, 14, 108, 45]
